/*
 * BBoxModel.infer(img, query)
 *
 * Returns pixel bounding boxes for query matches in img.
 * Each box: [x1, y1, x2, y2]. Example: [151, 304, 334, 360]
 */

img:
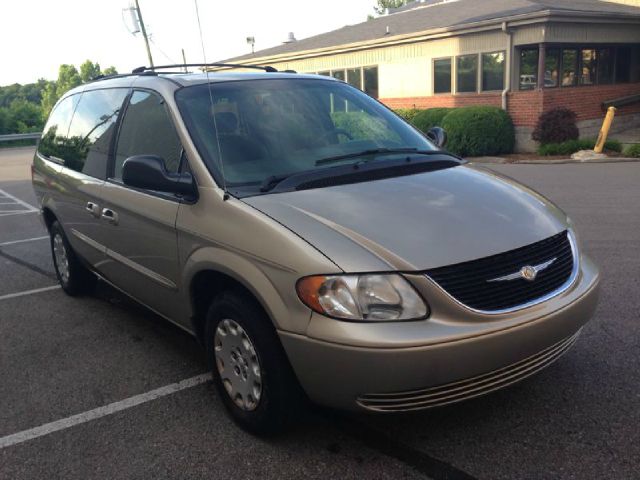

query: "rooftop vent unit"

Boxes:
[283, 32, 297, 44]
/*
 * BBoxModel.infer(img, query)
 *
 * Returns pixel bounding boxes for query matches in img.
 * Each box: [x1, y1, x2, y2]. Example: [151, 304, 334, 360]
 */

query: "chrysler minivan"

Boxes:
[32, 68, 600, 433]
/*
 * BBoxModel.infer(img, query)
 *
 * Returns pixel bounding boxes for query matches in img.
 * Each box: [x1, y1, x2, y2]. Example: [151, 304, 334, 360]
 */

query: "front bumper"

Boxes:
[279, 255, 600, 412]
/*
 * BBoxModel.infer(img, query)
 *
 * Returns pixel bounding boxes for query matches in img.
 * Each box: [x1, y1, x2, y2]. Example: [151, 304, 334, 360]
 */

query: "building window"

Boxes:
[616, 47, 631, 83]
[318, 71, 331, 77]
[457, 55, 478, 93]
[434, 58, 452, 94]
[363, 66, 379, 99]
[562, 49, 578, 87]
[580, 49, 597, 85]
[347, 68, 361, 89]
[519, 48, 538, 90]
[481, 52, 505, 91]
[332, 70, 345, 82]
[597, 48, 614, 85]
[545, 48, 560, 88]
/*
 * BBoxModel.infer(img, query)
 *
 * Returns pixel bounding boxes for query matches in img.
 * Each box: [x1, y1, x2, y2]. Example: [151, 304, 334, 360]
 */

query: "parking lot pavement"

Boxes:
[1, 150, 639, 479]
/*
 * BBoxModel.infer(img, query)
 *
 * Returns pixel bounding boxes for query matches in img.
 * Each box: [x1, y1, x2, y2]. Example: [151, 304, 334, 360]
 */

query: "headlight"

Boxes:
[296, 274, 429, 321]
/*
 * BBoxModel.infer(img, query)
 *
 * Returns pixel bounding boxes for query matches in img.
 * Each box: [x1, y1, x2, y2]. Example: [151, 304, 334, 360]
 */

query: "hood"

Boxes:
[243, 165, 569, 272]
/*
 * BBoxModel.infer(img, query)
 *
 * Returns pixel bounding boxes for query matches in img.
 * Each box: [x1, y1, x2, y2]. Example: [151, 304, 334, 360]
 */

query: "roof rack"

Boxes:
[131, 63, 279, 74]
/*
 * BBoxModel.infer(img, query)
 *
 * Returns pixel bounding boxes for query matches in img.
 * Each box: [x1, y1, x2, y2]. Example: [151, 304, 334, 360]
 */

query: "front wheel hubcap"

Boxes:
[53, 234, 70, 284]
[214, 319, 263, 411]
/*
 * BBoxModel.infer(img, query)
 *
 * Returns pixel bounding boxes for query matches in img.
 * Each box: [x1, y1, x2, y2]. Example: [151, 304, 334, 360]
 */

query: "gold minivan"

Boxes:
[32, 68, 600, 433]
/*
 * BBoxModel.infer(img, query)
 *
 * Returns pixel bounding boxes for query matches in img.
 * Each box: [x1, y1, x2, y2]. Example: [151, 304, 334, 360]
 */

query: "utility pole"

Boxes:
[134, 0, 154, 67]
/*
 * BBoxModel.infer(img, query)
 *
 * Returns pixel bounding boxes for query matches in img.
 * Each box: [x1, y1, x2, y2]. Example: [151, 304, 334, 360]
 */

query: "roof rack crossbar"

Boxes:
[131, 63, 278, 74]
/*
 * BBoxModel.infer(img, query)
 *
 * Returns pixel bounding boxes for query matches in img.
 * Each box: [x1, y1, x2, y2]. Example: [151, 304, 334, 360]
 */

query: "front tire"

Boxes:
[50, 221, 96, 296]
[204, 291, 303, 435]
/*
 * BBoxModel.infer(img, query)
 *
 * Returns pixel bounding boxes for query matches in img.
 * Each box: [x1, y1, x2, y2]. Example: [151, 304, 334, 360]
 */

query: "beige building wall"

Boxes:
[234, 22, 639, 99]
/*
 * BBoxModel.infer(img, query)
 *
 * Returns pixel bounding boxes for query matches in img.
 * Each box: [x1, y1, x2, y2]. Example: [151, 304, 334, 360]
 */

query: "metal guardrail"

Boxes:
[0, 133, 41, 142]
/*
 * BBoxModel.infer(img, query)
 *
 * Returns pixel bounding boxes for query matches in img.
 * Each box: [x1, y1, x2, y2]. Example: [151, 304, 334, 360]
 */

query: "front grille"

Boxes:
[425, 231, 575, 312]
[357, 331, 580, 412]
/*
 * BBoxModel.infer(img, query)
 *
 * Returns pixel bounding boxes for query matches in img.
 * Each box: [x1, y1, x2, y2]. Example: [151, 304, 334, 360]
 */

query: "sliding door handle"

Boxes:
[86, 202, 100, 217]
[100, 208, 119, 225]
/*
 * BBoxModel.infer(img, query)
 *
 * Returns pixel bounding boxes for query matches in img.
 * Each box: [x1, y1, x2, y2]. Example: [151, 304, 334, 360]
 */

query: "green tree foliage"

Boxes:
[0, 60, 118, 135]
[80, 60, 102, 83]
[374, 0, 415, 15]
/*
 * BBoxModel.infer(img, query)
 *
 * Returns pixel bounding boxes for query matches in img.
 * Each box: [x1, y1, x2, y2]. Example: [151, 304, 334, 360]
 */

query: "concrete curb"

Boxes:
[468, 157, 640, 165]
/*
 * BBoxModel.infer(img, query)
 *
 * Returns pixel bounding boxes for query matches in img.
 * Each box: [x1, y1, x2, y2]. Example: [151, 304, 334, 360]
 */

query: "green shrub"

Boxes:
[394, 108, 421, 124]
[537, 138, 623, 156]
[411, 108, 452, 133]
[625, 144, 640, 158]
[440, 106, 515, 157]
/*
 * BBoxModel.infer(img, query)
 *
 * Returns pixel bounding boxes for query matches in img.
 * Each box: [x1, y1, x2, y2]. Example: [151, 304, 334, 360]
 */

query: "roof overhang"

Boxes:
[217, 9, 640, 68]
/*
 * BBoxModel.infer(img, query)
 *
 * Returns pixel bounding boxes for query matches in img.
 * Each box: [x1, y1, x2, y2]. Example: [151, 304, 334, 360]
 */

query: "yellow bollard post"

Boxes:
[594, 106, 617, 154]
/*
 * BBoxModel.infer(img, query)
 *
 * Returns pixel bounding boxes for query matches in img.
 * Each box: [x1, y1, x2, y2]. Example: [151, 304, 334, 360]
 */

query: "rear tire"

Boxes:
[204, 290, 303, 435]
[50, 221, 96, 296]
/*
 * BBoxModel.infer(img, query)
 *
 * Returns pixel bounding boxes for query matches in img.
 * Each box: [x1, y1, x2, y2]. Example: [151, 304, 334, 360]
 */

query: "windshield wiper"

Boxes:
[315, 148, 441, 166]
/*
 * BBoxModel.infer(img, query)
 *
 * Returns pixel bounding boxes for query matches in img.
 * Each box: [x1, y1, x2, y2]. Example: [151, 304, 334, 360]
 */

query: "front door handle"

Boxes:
[86, 202, 100, 217]
[101, 208, 119, 225]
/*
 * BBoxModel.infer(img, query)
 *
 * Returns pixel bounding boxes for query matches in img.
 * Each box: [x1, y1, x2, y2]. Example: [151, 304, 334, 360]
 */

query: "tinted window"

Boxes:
[64, 89, 128, 177]
[457, 55, 478, 93]
[38, 95, 80, 160]
[434, 59, 452, 94]
[545, 49, 560, 88]
[363, 67, 379, 98]
[332, 70, 345, 82]
[562, 49, 578, 86]
[616, 47, 631, 83]
[597, 48, 614, 85]
[519, 49, 538, 90]
[482, 52, 505, 91]
[347, 68, 361, 89]
[580, 49, 596, 85]
[114, 91, 182, 180]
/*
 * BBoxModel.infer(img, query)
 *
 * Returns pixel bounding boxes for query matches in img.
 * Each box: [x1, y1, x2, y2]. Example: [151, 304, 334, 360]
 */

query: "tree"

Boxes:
[80, 60, 102, 82]
[102, 66, 118, 76]
[373, 0, 415, 15]
[41, 64, 82, 119]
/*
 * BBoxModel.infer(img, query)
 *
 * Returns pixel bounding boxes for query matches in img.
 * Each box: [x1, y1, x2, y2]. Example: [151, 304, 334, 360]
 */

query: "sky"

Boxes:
[0, 0, 377, 86]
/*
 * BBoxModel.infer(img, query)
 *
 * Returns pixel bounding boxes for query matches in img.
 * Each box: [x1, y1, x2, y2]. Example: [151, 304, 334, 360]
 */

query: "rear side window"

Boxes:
[65, 89, 128, 178]
[38, 95, 80, 160]
[113, 90, 182, 180]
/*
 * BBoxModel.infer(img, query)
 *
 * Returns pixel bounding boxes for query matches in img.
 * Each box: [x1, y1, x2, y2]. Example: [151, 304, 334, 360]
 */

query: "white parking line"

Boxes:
[0, 236, 49, 247]
[0, 188, 38, 212]
[0, 374, 211, 449]
[0, 285, 61, 302]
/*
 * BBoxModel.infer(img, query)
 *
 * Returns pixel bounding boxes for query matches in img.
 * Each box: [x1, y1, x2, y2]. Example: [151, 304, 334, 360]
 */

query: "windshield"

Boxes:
[175, 78, 438, 193]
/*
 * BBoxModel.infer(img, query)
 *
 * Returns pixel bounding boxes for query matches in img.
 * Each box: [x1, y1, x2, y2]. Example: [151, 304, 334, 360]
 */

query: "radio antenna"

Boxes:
[194, 0, 229, 200]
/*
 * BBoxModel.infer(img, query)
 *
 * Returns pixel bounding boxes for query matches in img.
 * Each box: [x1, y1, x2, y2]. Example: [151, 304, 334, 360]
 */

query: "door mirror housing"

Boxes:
[122, 155, 196, 197]
[426, 127, 447, 149]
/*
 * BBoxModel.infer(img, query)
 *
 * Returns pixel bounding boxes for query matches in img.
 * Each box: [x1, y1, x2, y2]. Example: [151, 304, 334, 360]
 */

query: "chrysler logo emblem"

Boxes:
[488, 258, 557, 283]
[520, 265, 538, 281]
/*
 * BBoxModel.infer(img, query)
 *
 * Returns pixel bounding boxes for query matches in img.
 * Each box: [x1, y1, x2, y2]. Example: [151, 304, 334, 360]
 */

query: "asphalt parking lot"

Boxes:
[1, 147, 639, 480]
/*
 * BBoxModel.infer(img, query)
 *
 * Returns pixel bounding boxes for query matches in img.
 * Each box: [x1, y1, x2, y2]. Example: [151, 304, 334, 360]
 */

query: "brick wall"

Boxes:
[381, 93, 502, 110]
[381, 82, 640, 128]
[542, 83, 640, 122]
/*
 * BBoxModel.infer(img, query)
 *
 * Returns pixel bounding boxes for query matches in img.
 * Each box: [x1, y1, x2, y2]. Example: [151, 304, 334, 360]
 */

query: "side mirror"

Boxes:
[122, 155, 196, 197]
[426, 127, 447, 149]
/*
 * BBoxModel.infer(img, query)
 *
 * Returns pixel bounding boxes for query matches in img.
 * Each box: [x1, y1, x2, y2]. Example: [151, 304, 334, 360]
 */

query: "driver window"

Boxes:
[113, 90, 182, 180]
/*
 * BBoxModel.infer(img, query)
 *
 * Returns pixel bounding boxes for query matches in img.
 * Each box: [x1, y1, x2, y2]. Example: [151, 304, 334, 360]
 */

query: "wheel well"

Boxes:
[42, 208, 56, 232]
[190, 270, 268, 344]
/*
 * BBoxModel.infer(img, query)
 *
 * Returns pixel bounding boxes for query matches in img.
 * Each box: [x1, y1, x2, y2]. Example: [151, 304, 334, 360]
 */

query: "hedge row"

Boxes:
[625, 144, 640, 158]
[537, 139, 623, 156]
[395, 106, 515, 157]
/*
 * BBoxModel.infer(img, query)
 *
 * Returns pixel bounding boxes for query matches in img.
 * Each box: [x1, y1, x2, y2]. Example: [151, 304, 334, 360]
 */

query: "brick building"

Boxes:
[221, 0, 640, 151]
